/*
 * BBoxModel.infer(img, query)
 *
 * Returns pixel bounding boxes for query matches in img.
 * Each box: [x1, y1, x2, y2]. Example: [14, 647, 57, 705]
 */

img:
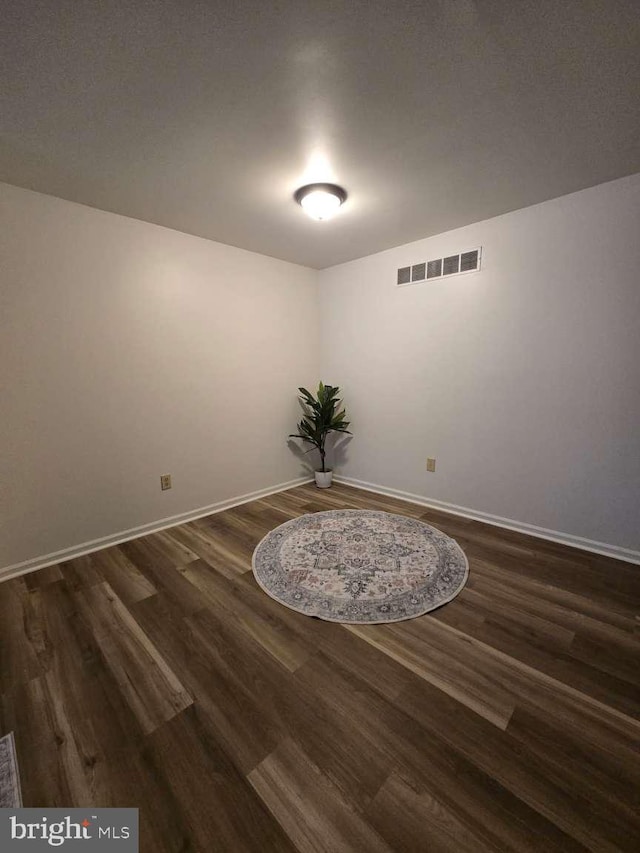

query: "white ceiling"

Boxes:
[2, 0, 639, 269]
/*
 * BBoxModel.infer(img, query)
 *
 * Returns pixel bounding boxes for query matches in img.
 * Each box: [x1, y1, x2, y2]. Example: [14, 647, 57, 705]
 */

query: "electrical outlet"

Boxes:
[160, 474, 172, 490]
[426, 458, 436, 473]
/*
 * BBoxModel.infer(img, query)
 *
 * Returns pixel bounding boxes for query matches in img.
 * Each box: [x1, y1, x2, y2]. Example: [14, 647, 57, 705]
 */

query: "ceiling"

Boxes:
[2, 0, 639, 269]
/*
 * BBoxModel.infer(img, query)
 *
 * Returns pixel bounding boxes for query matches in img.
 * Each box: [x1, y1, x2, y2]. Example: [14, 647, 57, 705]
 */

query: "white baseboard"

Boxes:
[0, 476, 313, 584]
[5, 474, 637, 583]
[335, 476, 640, 565]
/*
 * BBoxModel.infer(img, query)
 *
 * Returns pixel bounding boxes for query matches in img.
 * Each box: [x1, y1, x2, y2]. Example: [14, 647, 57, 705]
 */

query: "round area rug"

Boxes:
[252, 509, 469, 624]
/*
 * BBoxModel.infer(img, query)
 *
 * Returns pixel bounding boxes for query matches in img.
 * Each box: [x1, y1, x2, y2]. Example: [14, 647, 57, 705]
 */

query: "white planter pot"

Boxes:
[314, 469, 333, 489]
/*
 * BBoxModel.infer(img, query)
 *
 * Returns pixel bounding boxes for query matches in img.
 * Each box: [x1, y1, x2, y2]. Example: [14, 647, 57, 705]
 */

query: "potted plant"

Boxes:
[289, 382, 351, 488]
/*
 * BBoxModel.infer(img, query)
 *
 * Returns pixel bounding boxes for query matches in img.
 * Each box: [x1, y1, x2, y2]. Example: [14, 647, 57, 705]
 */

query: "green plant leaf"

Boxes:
[289, 382, 352, 457]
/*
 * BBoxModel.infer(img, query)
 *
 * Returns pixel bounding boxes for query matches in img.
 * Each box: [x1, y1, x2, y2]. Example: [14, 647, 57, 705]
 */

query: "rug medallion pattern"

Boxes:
[252, 509, 468, 623]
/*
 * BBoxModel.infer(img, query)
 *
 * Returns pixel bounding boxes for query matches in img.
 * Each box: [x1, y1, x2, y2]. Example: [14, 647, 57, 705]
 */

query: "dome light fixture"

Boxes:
[294, 183, 347, 221]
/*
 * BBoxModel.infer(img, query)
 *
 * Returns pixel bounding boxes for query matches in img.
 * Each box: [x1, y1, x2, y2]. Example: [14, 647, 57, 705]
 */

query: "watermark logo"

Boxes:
[1, 809, 138, 851]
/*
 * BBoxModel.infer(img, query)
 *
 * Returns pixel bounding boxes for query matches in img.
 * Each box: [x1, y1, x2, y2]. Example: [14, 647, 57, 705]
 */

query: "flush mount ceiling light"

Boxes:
[294, 183, 347, 221]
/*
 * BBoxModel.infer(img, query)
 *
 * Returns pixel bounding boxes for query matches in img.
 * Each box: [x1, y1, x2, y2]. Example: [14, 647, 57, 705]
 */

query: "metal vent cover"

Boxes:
[397, 266, 411, 285]
[427, 259, 442, 279]
[442, 254, 460, 275]
[411, 262, 426, 282]
[460, 249, 479, 272]
[397, 247, 481, 286]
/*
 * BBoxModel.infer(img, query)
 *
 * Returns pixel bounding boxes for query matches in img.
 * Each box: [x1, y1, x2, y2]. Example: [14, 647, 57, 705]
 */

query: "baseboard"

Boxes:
[5, 474, 637, 583]
[0, 476, 313, 583]
[335, 476, 640, 565]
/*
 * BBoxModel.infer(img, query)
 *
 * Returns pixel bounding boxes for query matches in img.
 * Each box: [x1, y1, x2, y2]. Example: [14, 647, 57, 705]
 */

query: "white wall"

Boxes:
[319, 174, 640, 553]
[2, 175, 638, 569]
[0, 183, 319, 569]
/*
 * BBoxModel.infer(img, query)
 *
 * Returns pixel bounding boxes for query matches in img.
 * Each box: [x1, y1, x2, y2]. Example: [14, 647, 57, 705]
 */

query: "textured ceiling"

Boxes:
[2, 0, 639, 268]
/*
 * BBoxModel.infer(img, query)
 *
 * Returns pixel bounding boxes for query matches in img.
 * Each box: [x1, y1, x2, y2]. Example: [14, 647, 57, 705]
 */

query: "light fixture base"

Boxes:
[294, 183, 347, 206]
[294, 183, 347, 220]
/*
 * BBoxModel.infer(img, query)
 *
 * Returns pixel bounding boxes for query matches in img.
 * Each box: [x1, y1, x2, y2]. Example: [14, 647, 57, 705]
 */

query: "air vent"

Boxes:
[397, 266, 411, 285]
[397, 247, 481, 286]
[411, 262, 426, 282]
[460, 249, 479, 272]
[443, 255, 460, 275]
[427, 259, 442, 279]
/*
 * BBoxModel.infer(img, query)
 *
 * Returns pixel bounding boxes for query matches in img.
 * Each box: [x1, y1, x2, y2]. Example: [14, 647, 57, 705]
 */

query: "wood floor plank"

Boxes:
[118, 539, 206, 613]
[254, 496, 307, 519]
[78, 744, 199, 853]
[133, 592, 392, 811]
[90, 546, 156, 605]
[148, 708, 298, 852]
[347, 622, 518, 729]
[191, 607, 393, 808]
[196, 514, 257, 567]
[248, 737, 392, 853]
[458, 586, 577, 651]
[1, 481, 638, 852]
[568, 633, 640, 686]
[366, 770, 503, 853]
[255, 489, 318, 515]
[132, 593, 287, 775]
[505, 704, 640, 811]
[543, 655, 640, 718]
[314, 621, 416, 702]
[226, 503, 294, 542]
[58, 554, 104, 591]
[2, 582, 145, 756]
[430, 587, 640, 716]
[419, 616, 640, 743]
[161, 519, 251, 577]
[74, 582, 193, 734]
[294, 651, 587, 852]
[350, 616, 640, 747]
[456, 537, 638, 617]
[467, 561, 638, 635]
[180, 558, 318, 672]
[23, 563, 63, 590]
[186, 594, 395, 803]
[0, 578, 49, 690]
[397, 675, 639, 852]
[306, 482, 426, 517]
[1, 582, 150, 809]
[142, 529, 200, 566]
[430, 595, 488, 634]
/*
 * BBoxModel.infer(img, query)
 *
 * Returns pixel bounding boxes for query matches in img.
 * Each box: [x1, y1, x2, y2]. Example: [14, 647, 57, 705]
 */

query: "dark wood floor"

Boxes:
[1, 482, 639, 851]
